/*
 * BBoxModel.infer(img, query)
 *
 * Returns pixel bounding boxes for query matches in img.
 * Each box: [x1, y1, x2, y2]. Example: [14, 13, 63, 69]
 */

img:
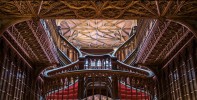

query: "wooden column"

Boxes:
[125, 47, 128, 58]
[73, 50, 76, 61]
[68, 49, 73, 61]
[0, 38, 4, 78]
[78, 57, 85, 99]
[111, 57, 119, 99]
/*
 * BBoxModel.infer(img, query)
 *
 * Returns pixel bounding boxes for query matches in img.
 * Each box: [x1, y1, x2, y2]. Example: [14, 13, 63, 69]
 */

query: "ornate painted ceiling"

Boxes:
[0, 1, 196, 19]
[1, 1, 197, 36]
[57, 19, 137, 49]
[0, 0, 197, 19]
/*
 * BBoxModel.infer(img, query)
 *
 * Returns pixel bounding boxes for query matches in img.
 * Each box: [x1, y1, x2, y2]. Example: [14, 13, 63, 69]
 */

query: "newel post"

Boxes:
[78, 57, 85, 99]
[111, 56, 119, 99]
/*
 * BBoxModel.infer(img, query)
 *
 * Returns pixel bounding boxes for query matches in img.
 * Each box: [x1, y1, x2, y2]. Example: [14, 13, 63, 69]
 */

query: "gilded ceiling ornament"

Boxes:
[62, 1, 91, 9]
[0, 1, 197, 19]
[76, 8, 97, 18]
[101, 8, 123, 19]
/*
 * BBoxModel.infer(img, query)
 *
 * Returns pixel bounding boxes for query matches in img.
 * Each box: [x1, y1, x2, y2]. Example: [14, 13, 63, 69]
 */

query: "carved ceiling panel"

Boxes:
[57, 19, 137, 49]
[0, 1, 196, 19]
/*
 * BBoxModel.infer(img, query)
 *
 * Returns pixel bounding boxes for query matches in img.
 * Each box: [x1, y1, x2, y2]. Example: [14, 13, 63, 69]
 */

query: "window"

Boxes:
[97, 59, 101, 67]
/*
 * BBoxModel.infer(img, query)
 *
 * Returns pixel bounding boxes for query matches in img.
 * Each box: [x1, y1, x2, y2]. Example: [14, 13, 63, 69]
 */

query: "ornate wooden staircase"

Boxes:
[43, 20, 155, 100]
[43, 54, 154, 100]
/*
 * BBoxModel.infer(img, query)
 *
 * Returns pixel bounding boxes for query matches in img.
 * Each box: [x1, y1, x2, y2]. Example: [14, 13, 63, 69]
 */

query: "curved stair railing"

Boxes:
[45, 19, 82, 64]
[116, 60, 154, 78]
[112, 26, 139, 64]
[58, 34, 82, 62]
[123, 47, 138, 65]
[44, 55, 154, 77]
[57, 48, 72, 64]
[44, 35, 82, 70]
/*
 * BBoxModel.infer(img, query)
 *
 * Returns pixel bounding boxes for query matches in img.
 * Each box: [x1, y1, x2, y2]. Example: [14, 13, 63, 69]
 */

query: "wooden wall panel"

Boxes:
[158, 38, 197, 100]
[0, 37, 43, 100]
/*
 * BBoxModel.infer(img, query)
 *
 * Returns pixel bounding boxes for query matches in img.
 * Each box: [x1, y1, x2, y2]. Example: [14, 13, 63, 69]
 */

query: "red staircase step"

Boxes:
[47, 82, 150, 100]
[55, 89, 78, 95]
[47, 82, 78, 100]
[119, 83, 150, 100]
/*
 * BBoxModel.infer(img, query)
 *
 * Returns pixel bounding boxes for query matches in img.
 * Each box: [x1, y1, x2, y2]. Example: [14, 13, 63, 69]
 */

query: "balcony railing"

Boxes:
[44, 54, 154, 77]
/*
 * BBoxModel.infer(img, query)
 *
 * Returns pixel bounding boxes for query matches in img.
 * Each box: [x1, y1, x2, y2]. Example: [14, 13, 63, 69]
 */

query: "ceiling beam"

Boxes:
[37, 1, 43, 15]
[155, 1, 160, 16]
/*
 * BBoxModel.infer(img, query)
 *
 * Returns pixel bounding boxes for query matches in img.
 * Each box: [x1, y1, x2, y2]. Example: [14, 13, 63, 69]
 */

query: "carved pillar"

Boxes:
[124, 49, 126, 60]
[68, 49, 73, 61]
[73, 50, 76, 61]
[125, 47, 128, 57]
[117, 51, 120, 60]
[78, 57, 85, 99]
[74, 50, 77, 61]
[120, 50, 124, 61]
[58, 36, 61, 49]
[111, 57, 119, 99]
[76, 52, 78, 60]
[154, 67, 162, 99]
[75, 51, 77, 61]
[0, 38, 4, 74]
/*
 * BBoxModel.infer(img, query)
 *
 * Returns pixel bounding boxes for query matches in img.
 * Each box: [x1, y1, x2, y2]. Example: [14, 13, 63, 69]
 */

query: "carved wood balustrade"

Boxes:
[43, 19, 82, 65]
[43, 53, 155, 100]
[44, 54, 153, 77]
[113, 26, 137, 62]
[112, 19, 154, 65]
[59, 34, 82, 62]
